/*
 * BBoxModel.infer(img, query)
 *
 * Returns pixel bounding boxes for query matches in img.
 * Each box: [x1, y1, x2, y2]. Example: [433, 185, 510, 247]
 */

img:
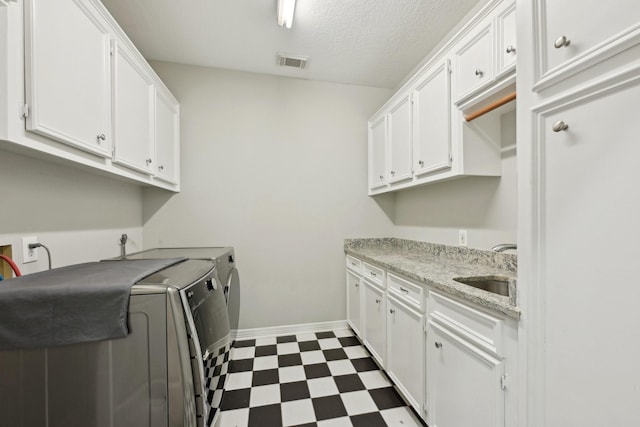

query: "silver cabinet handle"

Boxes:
[158, 165, 164, 171]
[389, 308, 396, 314]
[554, 35, 571, 48]
[146, 158, 152, 165]
[351, 262, 356, 266]
[435, 342, 443, 349]
[475, 69, 483, 77]
[400, 287, 409, 294]
[506, 45, 516, 54]
[370, 272, 377, 277]
[97, 134, 106, 142]
[375, 298, 381, 304]
[552, 121, 569, 132]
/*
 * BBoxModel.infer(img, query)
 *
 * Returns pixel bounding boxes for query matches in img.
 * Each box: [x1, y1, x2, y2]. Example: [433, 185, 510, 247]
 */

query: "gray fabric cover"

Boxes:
[0, 258, 186, 350]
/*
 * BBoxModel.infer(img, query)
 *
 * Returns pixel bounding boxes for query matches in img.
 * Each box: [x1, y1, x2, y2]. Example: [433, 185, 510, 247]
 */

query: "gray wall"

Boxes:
[0, 150, 143, 275]
[143, 62, 396, 330]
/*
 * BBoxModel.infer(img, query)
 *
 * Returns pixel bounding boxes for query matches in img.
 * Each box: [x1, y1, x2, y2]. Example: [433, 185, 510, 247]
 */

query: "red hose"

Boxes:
[0, 254, 22, 277]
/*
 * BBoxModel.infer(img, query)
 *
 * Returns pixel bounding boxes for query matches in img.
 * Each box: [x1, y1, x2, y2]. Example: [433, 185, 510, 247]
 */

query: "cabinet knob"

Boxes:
[418, 160, 424, 166]
[375, 298, 381, 304]
[435, 342, 443, 349]
[475, 69, 484, 77]
[389, 308, 395, 314]
[146, 158, 153, 165]
[390, 170, 395, 176]
[158, 165, 164, 171]
[506, 45, 516, 54]
[96, 134, 106, 142]
[355, 283, 359, 288]
[552, 121, 569, 132]
[554, 35, 571, 49]
[379, 175, 384, 181]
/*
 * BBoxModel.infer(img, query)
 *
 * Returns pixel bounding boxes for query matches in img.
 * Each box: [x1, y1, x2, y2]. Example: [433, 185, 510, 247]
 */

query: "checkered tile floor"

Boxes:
[218, 329, 425, 427]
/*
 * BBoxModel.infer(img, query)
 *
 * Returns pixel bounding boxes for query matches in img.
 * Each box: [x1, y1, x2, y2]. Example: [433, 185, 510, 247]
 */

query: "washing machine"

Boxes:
[119, 248, 240, 330]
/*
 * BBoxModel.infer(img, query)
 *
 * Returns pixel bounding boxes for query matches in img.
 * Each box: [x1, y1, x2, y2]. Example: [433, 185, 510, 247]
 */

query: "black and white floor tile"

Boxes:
[218, 329, 425, 427]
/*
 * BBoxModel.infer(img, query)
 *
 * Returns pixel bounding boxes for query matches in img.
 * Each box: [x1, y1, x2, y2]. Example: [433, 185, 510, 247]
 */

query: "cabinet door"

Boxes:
[346, 270, 362, 336]
[363, 281, 385, 366]
[497, 3, 517, 76]
[536, 0, 640, 88]
[530, 74, 640, 425]
[25, 0, 111, 157]
[386, 295, 424, 415]
[454, 22, 494, 102]
[427, 321, 504, 427]
[368, 115, 387, 190]
[112, 40, 154, 174]
[387, 94, 413, 184]
[155, 87, 180, 184]
[412, 60, 451, 177]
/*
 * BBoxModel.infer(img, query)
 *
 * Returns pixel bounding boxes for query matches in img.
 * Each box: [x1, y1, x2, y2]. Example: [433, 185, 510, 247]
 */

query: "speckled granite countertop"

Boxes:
[344, 238, 520, 319]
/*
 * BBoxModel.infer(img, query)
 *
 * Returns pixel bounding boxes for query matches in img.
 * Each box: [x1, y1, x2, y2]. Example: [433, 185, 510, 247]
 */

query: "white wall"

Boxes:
[393, 109, 517, 249]
[142, 62, 395, 330]
[0, 150, 143, 276]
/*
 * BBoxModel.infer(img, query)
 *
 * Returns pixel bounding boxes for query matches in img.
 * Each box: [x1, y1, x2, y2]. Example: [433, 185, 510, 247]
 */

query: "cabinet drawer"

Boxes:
[427, 290, 503, 355]
[454, 22, 494, 102]
[362, 262, 385, 287]
[346, 255, 362, 273]
[388, 273, 423, 310]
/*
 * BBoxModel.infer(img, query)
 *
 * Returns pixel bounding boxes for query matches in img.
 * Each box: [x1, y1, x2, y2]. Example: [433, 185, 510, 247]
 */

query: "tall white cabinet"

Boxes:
[517, 0, 640, 425]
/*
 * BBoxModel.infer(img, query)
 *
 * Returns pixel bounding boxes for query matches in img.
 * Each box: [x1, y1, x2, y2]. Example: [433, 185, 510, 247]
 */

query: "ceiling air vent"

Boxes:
[277, 53, 309, 70]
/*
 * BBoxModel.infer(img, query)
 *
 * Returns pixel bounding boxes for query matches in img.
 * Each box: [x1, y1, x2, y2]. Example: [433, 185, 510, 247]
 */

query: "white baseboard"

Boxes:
[231, 320, 350, 341]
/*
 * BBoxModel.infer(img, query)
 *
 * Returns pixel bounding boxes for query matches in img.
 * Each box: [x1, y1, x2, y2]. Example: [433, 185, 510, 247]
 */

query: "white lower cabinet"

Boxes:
[363, 280, 385, 366]
[426, 290, 511, 427]
[427, 322, 505, 427]
[386, 294, 425, 416]
[346, 269, 362, 336]
[345, 254, 518, 425]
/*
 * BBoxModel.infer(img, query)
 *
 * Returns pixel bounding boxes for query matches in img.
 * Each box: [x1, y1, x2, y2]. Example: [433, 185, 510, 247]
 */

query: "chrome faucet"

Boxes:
[492, 243, 517, 252]
[120, 234, 128, 257]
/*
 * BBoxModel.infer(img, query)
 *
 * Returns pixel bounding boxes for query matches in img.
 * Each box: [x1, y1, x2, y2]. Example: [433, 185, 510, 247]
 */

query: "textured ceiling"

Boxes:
[100, 0, 482, 89]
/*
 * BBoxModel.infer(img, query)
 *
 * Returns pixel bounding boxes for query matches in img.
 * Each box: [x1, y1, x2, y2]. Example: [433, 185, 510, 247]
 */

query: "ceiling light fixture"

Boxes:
[277, 0, 296, 29]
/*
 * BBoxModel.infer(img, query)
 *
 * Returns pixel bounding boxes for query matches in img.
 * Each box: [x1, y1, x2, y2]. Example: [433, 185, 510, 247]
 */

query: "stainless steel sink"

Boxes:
[453, 276, 512, 297]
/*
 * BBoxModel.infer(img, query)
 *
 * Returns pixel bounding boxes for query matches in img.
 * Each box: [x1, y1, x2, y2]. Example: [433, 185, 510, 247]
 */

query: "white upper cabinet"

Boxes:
[387, 93, 413, 184]
[454, 22, 494, 102]
[154, 87, 180, 185]
[25, 0, 111, 157]
[412, 60, 451, 177]
[111, 40, 154, 174]
[367, 0, 510, 195]
[534, 0, 640, 90]
[496, 3, 517, 76]
[1, 0, 180, 190]
[368, 115, 387, 192]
